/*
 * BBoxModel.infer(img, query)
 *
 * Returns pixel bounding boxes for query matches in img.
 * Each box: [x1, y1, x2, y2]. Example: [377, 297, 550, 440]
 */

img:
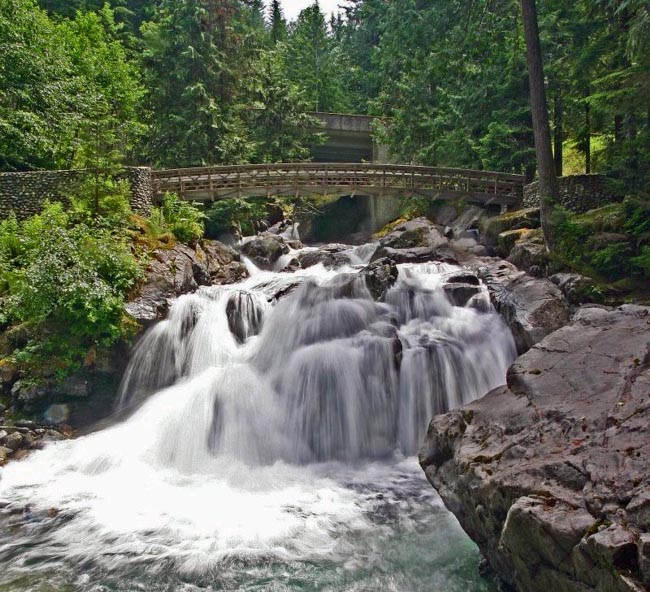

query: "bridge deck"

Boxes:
[152, 163, 524, 206]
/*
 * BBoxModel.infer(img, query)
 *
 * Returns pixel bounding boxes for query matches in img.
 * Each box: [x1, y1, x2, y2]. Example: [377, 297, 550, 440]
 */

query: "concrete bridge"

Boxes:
[151, 163, 525, 208]
[308, 112, 387, 163]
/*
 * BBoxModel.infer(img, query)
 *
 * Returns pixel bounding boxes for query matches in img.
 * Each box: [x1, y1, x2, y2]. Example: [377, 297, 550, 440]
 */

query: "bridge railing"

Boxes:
[151, 163, 524, 203]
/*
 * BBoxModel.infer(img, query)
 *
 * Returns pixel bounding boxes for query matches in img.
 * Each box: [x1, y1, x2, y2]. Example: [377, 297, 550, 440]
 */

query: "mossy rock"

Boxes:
[498, 228, 536, 258]
[507, 229, 551, 275]
[481, 207, 541, 247]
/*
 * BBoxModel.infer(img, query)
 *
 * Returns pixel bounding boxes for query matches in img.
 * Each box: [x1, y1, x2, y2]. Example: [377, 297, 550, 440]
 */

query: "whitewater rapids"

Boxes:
[0, 248, 515, 591]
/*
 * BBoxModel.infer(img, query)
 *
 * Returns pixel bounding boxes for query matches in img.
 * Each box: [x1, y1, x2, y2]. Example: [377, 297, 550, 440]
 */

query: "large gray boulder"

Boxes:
[371, 218, 453, 264]
[480, 207, 541, 248]
[239, 233, 290, 270]
[126, 241, 247, 324]
[473, 259, 570, 354]
[420, 305, 650, 592]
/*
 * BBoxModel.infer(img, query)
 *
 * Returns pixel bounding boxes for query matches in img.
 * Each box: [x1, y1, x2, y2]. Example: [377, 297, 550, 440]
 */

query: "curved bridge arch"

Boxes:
[152, 163, 524, 208]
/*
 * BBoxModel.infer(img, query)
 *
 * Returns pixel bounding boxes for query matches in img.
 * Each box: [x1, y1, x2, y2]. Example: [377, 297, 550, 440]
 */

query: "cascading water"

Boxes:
[0, 245, 516, 591]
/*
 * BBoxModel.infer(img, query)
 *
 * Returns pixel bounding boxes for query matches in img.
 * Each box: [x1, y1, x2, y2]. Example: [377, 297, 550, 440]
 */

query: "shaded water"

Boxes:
[0, 248, 515, 591]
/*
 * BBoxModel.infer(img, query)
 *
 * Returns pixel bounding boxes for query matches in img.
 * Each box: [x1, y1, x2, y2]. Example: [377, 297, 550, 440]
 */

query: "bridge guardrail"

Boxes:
[151, 163, 525, 205]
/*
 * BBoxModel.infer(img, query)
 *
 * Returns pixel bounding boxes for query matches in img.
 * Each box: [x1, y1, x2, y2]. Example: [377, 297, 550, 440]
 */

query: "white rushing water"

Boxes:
[0, 248, 515, 591]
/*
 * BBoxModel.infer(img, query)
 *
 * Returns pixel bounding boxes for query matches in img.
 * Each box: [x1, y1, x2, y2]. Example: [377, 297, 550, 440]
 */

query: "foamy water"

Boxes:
[0, 248, 514, 591]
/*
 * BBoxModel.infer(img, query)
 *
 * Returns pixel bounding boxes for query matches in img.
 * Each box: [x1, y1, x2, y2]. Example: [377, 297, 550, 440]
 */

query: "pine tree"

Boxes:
[141, 0, 253, 166]
[268, 0, 287, 44]
[521, 0, 559, 250]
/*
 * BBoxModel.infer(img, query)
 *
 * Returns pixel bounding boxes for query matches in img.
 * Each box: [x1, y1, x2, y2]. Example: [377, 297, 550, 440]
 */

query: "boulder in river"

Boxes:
[361, 257, 399, 301]
[126, 240, 247, 325]
[473, 259, 571, 354]
[420, 305, 650, 592]
[239, 233, 290, 270]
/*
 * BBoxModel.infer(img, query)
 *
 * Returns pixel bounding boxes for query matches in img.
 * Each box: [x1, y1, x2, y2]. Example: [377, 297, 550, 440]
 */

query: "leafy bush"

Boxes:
[151, 194, 205, 244]
[555, 196, 650, 280]
[0, 202, 141, 378]
[205, 197, 270, 238]
[68, 175, 133, 228]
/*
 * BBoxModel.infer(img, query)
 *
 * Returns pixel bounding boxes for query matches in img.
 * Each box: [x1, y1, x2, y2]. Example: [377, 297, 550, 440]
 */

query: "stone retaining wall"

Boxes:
[523, 174, 621, 213]
[0, 167, 153, 220]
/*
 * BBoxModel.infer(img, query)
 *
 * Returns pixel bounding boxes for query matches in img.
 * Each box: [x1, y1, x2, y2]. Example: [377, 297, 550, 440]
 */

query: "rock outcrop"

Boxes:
[371, 218, 459, 264]
[420, 305, 650, 592]
[0, 419, 68, 465]
[473, 259, 571, 354]
[480, 207, 541, 249]
[126, 240, 247, 324]
[239, 233, 290, 270]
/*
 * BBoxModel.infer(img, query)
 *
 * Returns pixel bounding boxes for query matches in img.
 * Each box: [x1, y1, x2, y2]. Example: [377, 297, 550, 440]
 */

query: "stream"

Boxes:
[0, 245, 516, 591]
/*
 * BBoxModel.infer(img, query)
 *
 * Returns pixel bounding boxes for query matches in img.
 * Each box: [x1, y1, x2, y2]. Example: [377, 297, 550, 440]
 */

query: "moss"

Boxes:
[554, 196, 650, 283]
[374, 218, 408, 238]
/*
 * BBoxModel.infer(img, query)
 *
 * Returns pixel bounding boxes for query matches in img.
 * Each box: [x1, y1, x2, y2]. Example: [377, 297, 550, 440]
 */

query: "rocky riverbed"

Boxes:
[2, 210, 647, 592]
[420, 304, 650, 592]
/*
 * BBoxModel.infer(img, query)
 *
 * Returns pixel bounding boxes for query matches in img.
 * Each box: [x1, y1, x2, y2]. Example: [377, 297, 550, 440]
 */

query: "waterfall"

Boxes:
[116, 259, 514, 463]
[0, 252, 515, 591]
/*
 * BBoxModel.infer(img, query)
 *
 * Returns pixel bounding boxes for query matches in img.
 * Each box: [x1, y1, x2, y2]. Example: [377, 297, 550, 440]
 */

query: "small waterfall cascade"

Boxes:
[0, 252, 515, 590]
[116, 258, 515, 464]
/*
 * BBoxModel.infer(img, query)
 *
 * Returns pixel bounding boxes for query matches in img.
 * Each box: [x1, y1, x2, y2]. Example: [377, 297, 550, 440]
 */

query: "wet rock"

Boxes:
[507, 229, 551, 275]
[14, 420, 36, 429]
[473, 259, 570, 354]
[361, 258, 399, 301]
[203, 241, 248, 285]
[480, 207, 541, 248]
[3, 431, 23, 451]
[226, 292, 264, 344]
[371, 245, 458, 266]
[0, 446, 11, 463]
[380, 218, 448, 248]
[420, 305, 650, 592]
[126, 241, 247, 325]
[239, 233, 289, 270]
[443, 283, 482, 307]
[550, 273, 601, 306]
[445, 272, 480, 286]
[54, 376, 89, 399]
[297, 248, 339, 269]
[11, 380, 49, 403]
[497, 228, 534, 258]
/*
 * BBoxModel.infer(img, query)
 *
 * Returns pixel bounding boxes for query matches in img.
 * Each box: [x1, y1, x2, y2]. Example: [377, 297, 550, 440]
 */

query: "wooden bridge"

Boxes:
[151, 163, 525, 207]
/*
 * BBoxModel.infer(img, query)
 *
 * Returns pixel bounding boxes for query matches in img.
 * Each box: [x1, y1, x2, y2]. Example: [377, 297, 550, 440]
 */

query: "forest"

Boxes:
[1, 0, 648, 185]
[0, 0, 649, 387]
[1, 4, 650, 590]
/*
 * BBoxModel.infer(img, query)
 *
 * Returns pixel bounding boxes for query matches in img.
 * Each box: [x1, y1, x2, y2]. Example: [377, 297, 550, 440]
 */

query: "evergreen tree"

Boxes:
[284, 2, 347, 112]
[247, 50, 324, 162]
[268, 0, 287, 44]
[140, 0, 254, 167]
[522, 0, 559, 250]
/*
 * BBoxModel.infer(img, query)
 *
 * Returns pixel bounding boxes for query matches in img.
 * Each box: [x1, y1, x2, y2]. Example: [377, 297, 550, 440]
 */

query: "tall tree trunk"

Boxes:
[585, 102, 591, 174]
[553, 95, 563, 177]
[521, 0, 559, 251]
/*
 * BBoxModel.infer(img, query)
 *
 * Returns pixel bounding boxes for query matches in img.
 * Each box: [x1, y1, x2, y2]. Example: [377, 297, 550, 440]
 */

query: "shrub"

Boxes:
[205, 197, 270, 238]
[555, 196, 650, 281]
[0, 202, 141, 378]
[151, 193, 205, 244]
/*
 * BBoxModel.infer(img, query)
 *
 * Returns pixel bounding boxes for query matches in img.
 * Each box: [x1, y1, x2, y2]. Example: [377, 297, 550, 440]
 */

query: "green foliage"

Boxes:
[0, 202, 141, 377]
[554, 196, 650, 280]
[247, 50, 324, 163]
[0, 0, 143, 171]
[69, 175, 134, 227]
[283, 3, 349, 112]
[205, 198, 270, 238]
[140, 0, 256, 167]
[151, 194, 205, 244]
